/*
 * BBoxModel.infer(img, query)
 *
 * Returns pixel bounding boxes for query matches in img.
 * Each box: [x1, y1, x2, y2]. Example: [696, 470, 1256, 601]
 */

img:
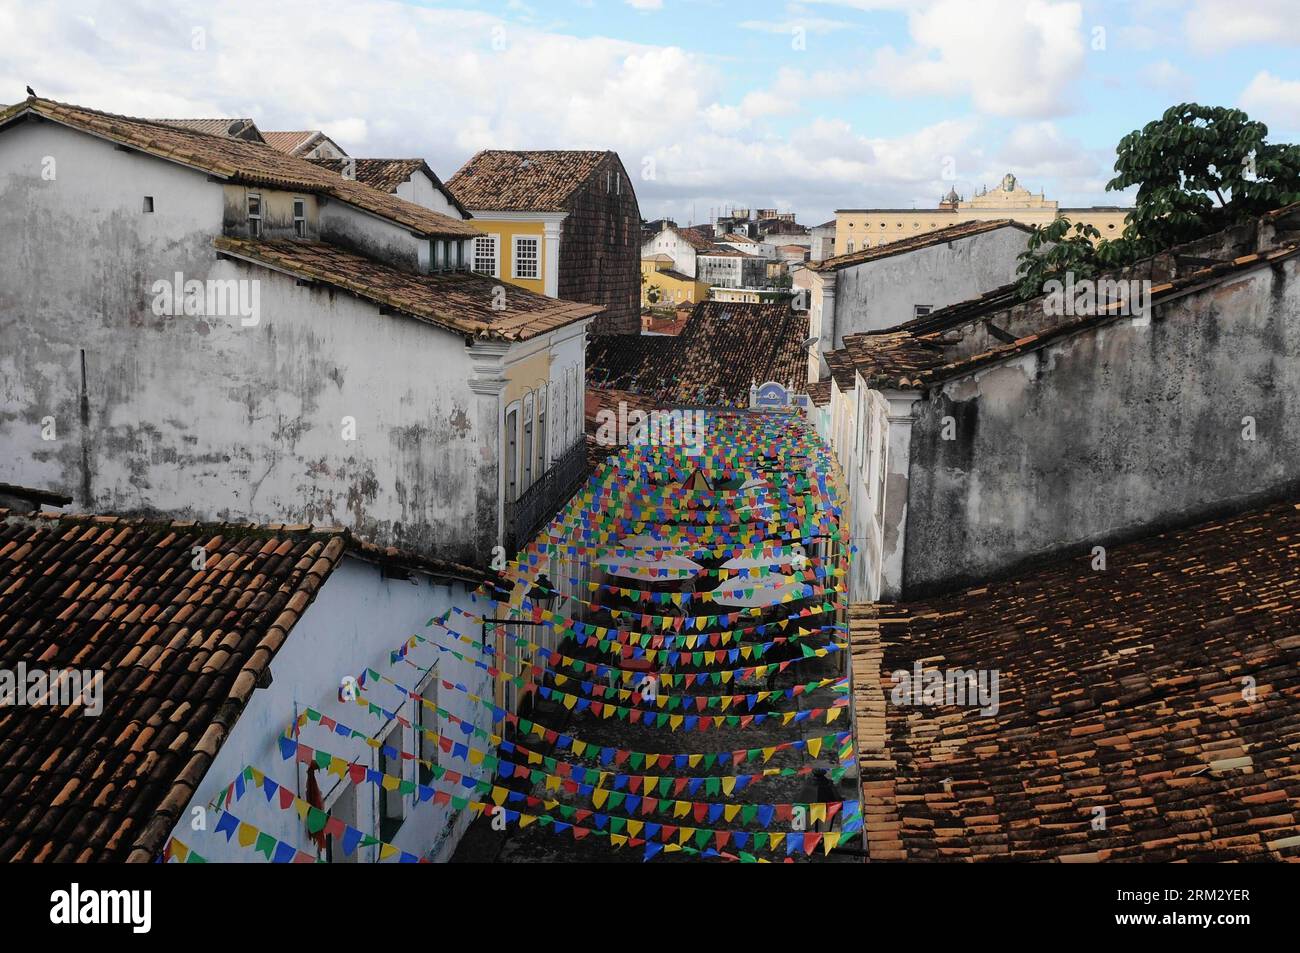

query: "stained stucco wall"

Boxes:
[829, 227, 1031, 343]
[171, 556, 493, 863]
[0, 120, 498, 565]
[395, 171, 462, 219]
[903, 256, 1300, 596]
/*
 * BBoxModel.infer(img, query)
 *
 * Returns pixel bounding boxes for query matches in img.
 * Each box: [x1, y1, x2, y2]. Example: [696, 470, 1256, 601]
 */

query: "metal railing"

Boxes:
[504, 440, 590, 552]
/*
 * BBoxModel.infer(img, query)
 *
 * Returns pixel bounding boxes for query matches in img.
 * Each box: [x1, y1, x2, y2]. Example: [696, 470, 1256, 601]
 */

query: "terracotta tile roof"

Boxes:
[588, 300, 809, 407]
[822, 346, 860, 395]
[0, 99, 476, 239]
[853, 499, 1300, 862]
[674, 225, 716, 251]
[806, 379, 832, 407]
[0, 512, 489, 863]
[213, 237, 602, 341]
[808, 219, 1029, 272]
[260, 130, 324, 155]
[838, 239, 1300, 391]
[157, 118, 264, 142]
[310, 157, 424, 192]
[309, 157, 471, 217]
[448, 150, 611, 212]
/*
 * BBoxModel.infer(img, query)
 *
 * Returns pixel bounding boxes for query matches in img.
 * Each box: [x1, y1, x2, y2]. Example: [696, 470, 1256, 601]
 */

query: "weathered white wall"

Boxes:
[172, 555, 493, 863]
[395, 171, 463, 220]
[0, 120, 499, 564]
[830, 227, 1030, 343]
[641, 229, 698, 278]
[903, 257, 1300, 596]
[318, 198, 427, 273]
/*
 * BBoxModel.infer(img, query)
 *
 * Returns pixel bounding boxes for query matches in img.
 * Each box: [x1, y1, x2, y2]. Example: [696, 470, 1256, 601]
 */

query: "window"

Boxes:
[247, 193, 262, 237]
[416, 675, 438, 786]
[293, 197, 306, 237]
[914, 305, 932, 318]
[522, 393, 535, 491]
[324, 780, 358, 863]
[142, 196, 154, 213]
[513, 236, 540, 280]
[536, 390, 547, 475]
[845, 240, 854, 253]
[378, 723, 405, 842]
[505, 406, 518, 502]
[473, 235, 499, 277]
[433, 240, 447, 272]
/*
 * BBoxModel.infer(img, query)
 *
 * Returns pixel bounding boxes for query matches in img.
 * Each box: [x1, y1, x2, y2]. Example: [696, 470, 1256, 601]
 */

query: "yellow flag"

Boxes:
[807, 737, 823, 759]
[237, 822, 258, 848]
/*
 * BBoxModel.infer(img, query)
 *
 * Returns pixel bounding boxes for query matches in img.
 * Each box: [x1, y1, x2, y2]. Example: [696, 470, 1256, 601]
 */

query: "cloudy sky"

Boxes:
[3, 0, 1299, 225]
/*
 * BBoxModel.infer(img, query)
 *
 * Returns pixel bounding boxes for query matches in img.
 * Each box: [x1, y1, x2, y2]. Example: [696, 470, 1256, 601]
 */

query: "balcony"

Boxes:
[504, 440, 590, 552]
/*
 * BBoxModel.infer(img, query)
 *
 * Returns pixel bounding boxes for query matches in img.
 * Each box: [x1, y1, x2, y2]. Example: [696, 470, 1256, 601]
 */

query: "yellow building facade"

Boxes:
[460, 212, 564, 298]
[834, 173, 1130, 256]
[642, 256, 708, 308]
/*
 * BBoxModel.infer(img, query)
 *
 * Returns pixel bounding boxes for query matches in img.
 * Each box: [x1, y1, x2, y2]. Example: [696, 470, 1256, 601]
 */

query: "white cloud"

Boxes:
[0, 0, 1113, 225]
[1185, 0, 1300, 52]
[1240, 70, 1300, 131]
[1139, 60, 1194, 97]
[864, 0, 1087, 118]
[625, 0, 663, 10]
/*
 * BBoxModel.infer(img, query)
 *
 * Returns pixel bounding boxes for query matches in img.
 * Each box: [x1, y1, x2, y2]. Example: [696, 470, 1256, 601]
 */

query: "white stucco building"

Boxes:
[0, 97, 600, 567]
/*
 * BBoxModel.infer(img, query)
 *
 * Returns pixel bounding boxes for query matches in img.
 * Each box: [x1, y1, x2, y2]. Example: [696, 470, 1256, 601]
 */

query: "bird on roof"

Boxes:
[26, 85, 36, 97]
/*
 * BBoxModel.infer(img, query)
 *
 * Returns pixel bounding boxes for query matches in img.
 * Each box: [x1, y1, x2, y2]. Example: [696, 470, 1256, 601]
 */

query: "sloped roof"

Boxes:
[157, 118, 265, 143]
[852, 498, 1300, 862]
[213, 237, 602, 341]
[0, 514, 341, 863]
[807, 219, 1028, 272]
[309, 157, 470, 217]
[0, 512, 489, 864]
[840, 239, 1300, 391]
[0, 98, 476, 239]
[261, 130, 342, 157]
[448, 149, 612, 212]
[588, 300, 808, 407]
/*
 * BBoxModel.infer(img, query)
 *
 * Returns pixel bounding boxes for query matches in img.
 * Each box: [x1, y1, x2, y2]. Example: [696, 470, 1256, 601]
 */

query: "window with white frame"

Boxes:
[247, 193, 262, 237]
[513, 236, 540, 280]
[293, 197, 306, 237]
[473, 235, 499, 277]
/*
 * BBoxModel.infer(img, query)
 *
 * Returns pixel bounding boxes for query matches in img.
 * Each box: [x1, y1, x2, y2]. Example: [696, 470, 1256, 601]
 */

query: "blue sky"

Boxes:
[3, 0, 1300, 225]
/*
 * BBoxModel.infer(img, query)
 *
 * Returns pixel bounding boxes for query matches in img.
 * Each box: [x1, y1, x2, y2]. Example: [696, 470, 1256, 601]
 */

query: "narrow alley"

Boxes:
[451, 409, 862, 862]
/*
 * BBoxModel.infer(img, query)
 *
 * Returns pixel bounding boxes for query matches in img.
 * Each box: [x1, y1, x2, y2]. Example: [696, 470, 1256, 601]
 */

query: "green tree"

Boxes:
[1109, 103, 1300, 257]
[1015, 102, 1300, 299]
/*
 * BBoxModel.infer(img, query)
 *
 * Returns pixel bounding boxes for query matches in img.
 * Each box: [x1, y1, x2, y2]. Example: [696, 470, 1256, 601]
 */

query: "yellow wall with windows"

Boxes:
[641, 259, 708, 307]
[834, 175, 1130, 255]
[469, 218, 547, 295]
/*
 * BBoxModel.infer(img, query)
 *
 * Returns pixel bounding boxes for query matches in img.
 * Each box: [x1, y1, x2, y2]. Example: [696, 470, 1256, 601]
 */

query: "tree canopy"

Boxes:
[1015, 103, 1300, 299]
